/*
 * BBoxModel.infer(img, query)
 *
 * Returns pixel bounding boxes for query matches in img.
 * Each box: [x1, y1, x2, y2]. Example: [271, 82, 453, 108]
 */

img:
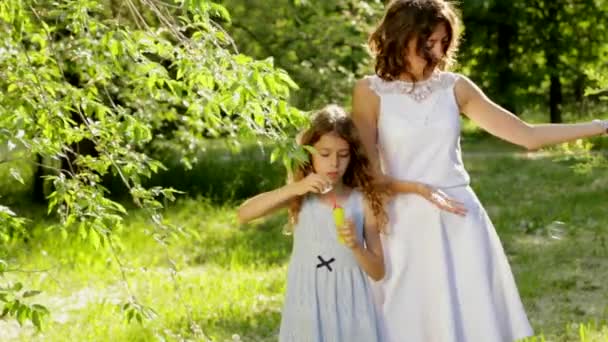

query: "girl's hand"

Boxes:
[338, 219, 360, 249]
[293, 173, 332, 196]
[419, 184, 468, 216]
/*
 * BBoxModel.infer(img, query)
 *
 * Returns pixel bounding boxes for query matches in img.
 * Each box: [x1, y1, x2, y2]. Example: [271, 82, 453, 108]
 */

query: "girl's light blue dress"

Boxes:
[279, 190, 382, 342]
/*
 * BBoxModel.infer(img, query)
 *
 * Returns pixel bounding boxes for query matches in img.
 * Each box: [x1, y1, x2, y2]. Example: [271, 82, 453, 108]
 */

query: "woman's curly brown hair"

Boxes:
[287, 105, 388, 233]
[368, 0, 462, 81]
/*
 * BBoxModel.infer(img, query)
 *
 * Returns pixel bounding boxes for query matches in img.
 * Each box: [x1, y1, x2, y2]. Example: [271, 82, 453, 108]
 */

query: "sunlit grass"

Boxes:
[1, 137, 608, 341]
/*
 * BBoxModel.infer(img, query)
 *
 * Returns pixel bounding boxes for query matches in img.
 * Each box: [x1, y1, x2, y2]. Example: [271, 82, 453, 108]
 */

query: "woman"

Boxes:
[351, 1, 608, 341]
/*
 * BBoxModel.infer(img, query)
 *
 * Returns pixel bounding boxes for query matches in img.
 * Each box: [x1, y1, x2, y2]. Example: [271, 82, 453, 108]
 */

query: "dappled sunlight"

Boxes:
[3, 145, 608, 340]
[0, 0, 607, 337]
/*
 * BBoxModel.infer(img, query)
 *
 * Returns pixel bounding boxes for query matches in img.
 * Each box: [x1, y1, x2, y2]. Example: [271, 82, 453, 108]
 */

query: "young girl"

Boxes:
[237, 105, 388, 342]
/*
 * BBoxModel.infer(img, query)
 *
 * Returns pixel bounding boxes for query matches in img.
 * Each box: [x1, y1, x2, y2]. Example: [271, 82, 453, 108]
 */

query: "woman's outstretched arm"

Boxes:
[455, 75, 606, 150]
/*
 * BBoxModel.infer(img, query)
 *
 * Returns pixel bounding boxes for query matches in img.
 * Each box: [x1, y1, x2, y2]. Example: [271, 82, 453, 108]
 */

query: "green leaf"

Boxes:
[32, 310, 42, 330]
[22, 291, 42, 298]
[277, 71, 299, 90]
[109, 39, 120, 57]
[209, 3, 231, 23]
[9, 168, 25, 184]
[234, 54, 253, 65]
[282, 156, 293, 173]
[0, 206, 16, 217]
[9, 301, 19, 316]
[254, 112, 265, 127]
[60, 228, 68, 240]
[89, 229, 100, 250]
[270, 147, 281, 164]
[78, 221, 87, 240]
[302, 145, 317, 155]
[32, 304, 50, 315]
[126, 308, 135, 323]
[17, 305, 29, 326]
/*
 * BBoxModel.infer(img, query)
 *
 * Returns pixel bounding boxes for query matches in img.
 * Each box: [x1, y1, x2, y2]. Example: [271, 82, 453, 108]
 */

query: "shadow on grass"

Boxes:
[192, 214, 292, 268]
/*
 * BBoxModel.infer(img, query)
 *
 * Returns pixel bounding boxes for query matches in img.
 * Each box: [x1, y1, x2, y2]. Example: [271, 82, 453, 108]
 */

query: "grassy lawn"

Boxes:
[1, 134, 607, 341]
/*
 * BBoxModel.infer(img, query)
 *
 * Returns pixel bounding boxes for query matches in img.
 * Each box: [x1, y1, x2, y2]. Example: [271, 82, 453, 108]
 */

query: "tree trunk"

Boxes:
[574, 73, 586, 102]
[547, 2, 562, 123]
[496, 20, 516, 113]
[32, 154, 46, 204]
[60, 139, 98, 175]
[549, 74, 563, 123]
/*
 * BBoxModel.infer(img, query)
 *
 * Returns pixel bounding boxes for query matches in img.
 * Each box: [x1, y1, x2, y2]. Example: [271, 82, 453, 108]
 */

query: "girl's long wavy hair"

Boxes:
[368, 0, 462, 81]
[287, 105, 388, 233]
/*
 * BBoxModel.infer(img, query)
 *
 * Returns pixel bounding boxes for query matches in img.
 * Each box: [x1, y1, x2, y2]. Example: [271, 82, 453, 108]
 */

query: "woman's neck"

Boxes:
[399, 64, 433, 82]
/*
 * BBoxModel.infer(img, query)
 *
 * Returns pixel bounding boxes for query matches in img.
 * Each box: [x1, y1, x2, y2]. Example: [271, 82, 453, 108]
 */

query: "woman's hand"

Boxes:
[292, 173, 332, 196]
[372, 175, 465, 216]
[418, 184, 468, 216]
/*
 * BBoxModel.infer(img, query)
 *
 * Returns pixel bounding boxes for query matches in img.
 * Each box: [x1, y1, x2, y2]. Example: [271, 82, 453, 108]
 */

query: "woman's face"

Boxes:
[405, 22, 449, 74]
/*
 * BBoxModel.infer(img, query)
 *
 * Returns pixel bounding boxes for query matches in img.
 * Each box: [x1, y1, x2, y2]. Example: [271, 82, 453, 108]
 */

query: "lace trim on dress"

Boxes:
[368, 72, 458, 102]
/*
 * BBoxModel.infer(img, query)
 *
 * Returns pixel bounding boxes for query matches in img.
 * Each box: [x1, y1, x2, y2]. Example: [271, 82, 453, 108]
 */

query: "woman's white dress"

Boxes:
[367, 72, 534, 342]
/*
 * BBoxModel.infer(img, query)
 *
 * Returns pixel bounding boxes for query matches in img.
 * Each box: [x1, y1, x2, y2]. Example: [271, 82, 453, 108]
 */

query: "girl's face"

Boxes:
[406, 22, 449, 73]
[311, 132, 351, 185]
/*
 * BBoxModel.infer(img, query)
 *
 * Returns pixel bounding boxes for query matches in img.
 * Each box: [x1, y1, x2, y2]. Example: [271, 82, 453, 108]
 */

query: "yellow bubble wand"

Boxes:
[331, 191, 345, 244]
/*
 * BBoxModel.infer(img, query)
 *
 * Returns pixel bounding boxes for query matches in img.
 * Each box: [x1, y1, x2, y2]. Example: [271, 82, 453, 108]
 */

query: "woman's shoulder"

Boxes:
[445, 71, 482, 90]
[355, 74, 388, 95]
[352, 77, 381, 118]
[440, 70, 461, 82]
[354, 76, 381, 97]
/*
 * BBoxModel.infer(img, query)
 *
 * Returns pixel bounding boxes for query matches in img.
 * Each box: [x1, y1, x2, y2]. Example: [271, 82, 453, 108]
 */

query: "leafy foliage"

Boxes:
[220, 0, 385, 109]
[0, 0, 303, 329]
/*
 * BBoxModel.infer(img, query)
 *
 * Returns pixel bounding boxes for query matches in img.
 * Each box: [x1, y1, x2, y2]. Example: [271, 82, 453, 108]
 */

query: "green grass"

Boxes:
[1, 137, 608, 341]
[464, 152, 608, 341]
[1, 198, 291, 341]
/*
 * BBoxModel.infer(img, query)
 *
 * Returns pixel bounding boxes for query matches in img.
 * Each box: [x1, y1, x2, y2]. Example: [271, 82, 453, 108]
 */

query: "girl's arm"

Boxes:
[339, 198, 384, 281]
[455, 75, 607, 150]
[237, 173, 331, 224]
[352, 79, 467, 216]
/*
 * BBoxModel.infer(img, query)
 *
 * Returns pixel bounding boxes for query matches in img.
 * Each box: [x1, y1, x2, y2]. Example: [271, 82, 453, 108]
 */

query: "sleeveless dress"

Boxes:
[366, 72, 534, 342]
[279, 190, 383, 342]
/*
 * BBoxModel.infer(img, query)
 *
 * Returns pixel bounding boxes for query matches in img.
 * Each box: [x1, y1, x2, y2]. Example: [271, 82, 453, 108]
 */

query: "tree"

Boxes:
[0, 0, 303, 330]
[461, 0, 608, 122]
[460, 0, 521, 112]
[220, 0, 384, 109]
